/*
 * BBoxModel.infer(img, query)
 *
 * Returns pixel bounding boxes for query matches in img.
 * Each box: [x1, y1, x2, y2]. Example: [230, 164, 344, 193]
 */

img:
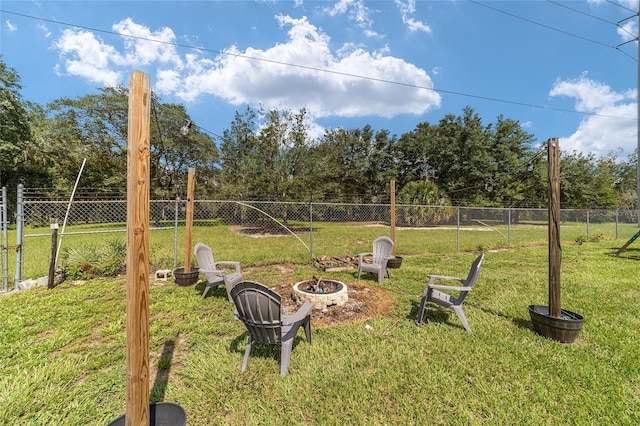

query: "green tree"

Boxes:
[40, 87, 217, 197]
[0, 58, 33, 193]
[560, 150, 618, 209]
[397, 180, 454, 225]
[397, 107, 538, 207]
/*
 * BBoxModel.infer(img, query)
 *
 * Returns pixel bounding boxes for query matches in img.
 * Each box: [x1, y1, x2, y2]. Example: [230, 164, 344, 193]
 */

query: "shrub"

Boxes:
[60, 238, 126, 281]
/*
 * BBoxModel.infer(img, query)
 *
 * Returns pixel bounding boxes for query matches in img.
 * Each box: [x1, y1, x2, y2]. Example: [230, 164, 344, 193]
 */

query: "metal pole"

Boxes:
[1, 186, 7, 293]
[14, 184, 23, 290]
[173, 192, 179, 269]
[56, 158, 87, 269]
[456, 205, 460, 252]
[507, 207, 512, 247]
[309, 195, 314, 259]
[586, 209, 590, 241]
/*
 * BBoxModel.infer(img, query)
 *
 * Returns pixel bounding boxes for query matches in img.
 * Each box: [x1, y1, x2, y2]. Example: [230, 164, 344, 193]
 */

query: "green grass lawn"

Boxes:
[1, 235, 639, 425]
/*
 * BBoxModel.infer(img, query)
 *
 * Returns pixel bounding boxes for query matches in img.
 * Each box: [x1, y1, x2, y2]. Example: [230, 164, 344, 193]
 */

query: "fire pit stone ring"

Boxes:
[293, 278, 348, 310]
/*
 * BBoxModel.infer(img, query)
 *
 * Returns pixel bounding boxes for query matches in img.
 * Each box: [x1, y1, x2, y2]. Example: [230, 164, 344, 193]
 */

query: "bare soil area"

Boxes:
[273, 280, 395, 328]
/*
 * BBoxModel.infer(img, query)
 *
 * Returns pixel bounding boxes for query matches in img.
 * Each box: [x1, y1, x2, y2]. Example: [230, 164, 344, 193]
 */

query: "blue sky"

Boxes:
[1, 0, 638, 159]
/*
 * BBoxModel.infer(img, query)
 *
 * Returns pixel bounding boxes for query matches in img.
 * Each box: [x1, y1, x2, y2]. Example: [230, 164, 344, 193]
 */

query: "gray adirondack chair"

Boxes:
[357, 236, 395, 284]
[416, 253, 485, 332]
[194, 243, 243, 301]
[230, 281, 313, 377]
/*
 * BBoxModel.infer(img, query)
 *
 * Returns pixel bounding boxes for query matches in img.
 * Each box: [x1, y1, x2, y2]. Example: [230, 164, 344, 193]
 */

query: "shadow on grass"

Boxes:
[194, 281, 228, 300]
[407, 300, 534, 332]
[407, 300, 465, 331]
[150, 337, 177, 403]
[229, 331, 310, 373]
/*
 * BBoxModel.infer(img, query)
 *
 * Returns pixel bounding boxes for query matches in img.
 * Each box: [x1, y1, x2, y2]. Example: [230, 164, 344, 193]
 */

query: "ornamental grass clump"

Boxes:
[60, 238, 126, 280]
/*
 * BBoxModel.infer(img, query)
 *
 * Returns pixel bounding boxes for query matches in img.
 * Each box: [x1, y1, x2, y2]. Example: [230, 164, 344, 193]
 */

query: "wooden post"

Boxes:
[548, 138, 561, 318]
[126, 70, 151, 426]
[390, 179, 396, 255]
[48, 219, 58, 289]
[183, 167, 195, 272]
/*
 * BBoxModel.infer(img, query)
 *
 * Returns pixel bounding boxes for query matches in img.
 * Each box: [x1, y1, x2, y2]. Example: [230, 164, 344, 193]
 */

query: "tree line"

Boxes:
[1, 58, 636, 214]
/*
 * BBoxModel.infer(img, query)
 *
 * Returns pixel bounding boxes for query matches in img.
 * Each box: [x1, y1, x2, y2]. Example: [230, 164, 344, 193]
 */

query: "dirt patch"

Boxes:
[272, 280, 395, 328]
[233, 224, 310, 237]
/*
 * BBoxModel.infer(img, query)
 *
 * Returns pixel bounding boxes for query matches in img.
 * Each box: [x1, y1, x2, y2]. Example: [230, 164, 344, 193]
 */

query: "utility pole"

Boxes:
[618, 10, 640, 226]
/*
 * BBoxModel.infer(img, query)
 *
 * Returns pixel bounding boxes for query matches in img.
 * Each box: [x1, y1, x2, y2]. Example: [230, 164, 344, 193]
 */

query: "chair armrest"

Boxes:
[357, 252, 373, 260]
[428, 284, 473, 292]
[198, 267, 225, 277]
[428, 274, 464, 283]
[282, 302, 313, 325]
[213, 261, 242, 273]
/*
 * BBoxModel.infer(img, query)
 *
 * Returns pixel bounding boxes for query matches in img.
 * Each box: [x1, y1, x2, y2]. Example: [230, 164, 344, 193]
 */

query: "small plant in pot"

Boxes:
[529, 138, 584, 343]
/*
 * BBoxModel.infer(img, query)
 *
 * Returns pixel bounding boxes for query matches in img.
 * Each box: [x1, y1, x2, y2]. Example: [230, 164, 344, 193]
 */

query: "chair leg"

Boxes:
[280, 340, 293, 377]
[202, 284, 211, 299]
[357, 267, 362, 280]
[242, 335, 252, 372]
[452, 306, 471, 332]
[416, 295, 428, 326]
[303, 318, 312, 344]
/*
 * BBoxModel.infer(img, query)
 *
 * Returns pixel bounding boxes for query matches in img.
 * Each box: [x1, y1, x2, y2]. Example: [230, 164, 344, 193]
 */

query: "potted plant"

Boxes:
[173, 168, 200, 286]
[528, 138, 583, 343]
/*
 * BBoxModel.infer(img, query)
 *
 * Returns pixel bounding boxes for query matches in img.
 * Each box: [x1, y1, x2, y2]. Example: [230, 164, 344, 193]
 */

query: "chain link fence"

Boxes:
[5, 188, 639, 287]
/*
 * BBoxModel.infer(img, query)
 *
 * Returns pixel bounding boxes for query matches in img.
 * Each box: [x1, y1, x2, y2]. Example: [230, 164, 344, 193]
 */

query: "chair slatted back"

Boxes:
[231, 281, 283, 345]
[372, 236, 394, 266]
[194, 243, 214, 267]
[457, 253, 484, 303]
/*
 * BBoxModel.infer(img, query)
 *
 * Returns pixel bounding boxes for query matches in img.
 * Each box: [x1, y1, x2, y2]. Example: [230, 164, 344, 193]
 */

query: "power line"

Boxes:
[0, 8, 635, 121]
[547, 0, 638, 40]
[547, 0, 620, 26]
[606, 0, 638, 14]
[469, 0, 637, 61]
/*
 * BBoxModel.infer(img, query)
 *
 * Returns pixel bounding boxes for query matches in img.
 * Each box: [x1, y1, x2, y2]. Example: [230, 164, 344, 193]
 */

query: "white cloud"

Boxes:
[52, 18, 183, 87]
[5, 20, 17, 32]
[395, 0, 431, 33]
[53, 29, 122, 86]
[322, 0, 380, 37]
[51, 15, 440, 129]
[111, 18, 182, 67]
[37, 23, 51, 38]
[549, 75, 636, 157]
[617, 20, 637, 43]
[167, 15, 440, 119]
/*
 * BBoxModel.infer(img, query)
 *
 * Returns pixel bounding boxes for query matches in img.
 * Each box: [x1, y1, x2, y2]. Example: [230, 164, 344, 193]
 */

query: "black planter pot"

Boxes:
[108, 402, 186, 426]
[173, 267, 199, 286]
[387, 256, 403, 269]
[528, 305, 584, 343]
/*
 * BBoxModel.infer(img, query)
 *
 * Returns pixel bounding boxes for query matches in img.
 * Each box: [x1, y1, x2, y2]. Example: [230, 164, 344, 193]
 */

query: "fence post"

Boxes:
[586, 209, 590, 241]
[507, 207, 511, 247]
[14, 184, 24, 290]
[48, 219, 59, 289]
[309, 196, 314, 259]
[615, 209, 619, 240]
[456, 205, 460, 252]
[173, 192, 179, 269]
[1, 186, 7, 293]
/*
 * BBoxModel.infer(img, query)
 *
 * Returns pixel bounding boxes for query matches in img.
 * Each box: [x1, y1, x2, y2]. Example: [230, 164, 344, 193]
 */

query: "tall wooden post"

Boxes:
[183, 167, 195, 272]
[390, 179, 396, 255]
[547, 138, 561, 318]
[48, 219, 58, 289]
[126, 70, 151, 426]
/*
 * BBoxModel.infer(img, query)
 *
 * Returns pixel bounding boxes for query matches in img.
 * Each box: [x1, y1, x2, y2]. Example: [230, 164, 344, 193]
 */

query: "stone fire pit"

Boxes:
[292, 277, 348, 310]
